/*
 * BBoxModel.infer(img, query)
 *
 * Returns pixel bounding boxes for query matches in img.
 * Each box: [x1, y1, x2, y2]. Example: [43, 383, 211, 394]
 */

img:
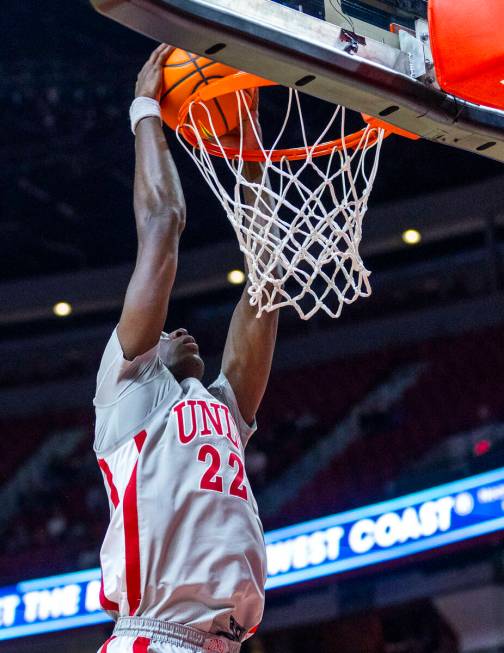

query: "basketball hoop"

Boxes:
[176, 72, 419, 320]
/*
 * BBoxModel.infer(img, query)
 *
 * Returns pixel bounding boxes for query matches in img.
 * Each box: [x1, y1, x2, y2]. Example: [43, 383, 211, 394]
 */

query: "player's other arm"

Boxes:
[117, 45, 186, 361]
[222, 157, 279, 426]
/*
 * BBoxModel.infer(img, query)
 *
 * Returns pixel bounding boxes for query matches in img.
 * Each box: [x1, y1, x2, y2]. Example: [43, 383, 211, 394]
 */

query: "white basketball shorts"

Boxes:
[98, 617, 242, 653]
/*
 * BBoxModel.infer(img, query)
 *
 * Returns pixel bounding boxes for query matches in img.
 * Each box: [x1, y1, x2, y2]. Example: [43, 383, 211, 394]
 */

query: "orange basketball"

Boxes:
[160, 49, 252, 138]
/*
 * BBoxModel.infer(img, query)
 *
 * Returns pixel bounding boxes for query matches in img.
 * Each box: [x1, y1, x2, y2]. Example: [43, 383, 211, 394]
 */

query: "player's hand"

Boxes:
[135, 44, 173, 100]
[219, 89, 262, 151]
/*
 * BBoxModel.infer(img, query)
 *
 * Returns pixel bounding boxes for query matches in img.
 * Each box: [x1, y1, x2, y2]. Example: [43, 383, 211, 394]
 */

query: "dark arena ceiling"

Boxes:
[1, 0, 503, 296]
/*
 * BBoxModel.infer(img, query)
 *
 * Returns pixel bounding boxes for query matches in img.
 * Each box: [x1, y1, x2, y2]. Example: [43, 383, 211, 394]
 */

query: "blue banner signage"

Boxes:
[265, 466, 504, 589]
[2, 467, 504, 640]
[0, 569, 106, 641]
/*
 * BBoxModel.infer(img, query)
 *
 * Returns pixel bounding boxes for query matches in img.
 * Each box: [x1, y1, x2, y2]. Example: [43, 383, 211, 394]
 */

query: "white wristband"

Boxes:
[129, 96, 162, 135]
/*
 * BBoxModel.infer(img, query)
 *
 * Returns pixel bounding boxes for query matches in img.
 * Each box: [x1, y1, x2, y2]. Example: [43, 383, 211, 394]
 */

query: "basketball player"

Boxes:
[94, 45, 278, 653]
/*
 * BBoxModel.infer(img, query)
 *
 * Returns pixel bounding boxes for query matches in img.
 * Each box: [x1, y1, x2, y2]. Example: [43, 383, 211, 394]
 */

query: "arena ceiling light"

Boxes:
[52, 302, 72, 317]
[227, 269, 246, 285]
[402, 229, 422, 245]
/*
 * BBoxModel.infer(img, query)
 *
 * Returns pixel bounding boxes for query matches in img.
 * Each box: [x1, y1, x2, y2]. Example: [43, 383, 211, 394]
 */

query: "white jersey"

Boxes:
[93, 329, 267, 643]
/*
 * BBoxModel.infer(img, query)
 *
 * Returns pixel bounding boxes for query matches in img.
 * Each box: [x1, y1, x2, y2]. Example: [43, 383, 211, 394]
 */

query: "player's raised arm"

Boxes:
[222, 95, 279, 425]
[117, 45, 186, 361]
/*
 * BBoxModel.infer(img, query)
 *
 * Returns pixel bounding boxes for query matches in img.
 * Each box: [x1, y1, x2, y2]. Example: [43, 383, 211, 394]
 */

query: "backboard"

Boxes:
[91, 0, 504, 163]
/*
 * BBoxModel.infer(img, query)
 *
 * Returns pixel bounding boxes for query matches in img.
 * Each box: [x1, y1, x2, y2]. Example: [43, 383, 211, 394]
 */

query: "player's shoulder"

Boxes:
[206, 371, 232, 400]
[94, 327, 170, 407]
[207, 372, 257, 445]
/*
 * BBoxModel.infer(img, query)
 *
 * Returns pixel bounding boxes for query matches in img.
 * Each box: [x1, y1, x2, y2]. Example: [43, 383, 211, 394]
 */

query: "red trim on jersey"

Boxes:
[98, 458, 120, 508]
[248, 623, 260, 635]
[123, 430, 146, 615]
[124, 460, 141, 614]
[132, 636, 151, 652]
[100, 635, 116, 652]
[134, 429, 147, 452]
[99, 573, 119, 613]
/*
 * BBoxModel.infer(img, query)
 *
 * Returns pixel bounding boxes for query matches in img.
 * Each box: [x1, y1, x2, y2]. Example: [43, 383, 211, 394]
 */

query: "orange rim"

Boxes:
[176, 71, 420, 161]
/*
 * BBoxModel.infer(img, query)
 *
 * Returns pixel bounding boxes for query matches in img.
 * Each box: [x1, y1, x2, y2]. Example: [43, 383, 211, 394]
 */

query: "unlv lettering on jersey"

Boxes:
[172, 400, 240, 450]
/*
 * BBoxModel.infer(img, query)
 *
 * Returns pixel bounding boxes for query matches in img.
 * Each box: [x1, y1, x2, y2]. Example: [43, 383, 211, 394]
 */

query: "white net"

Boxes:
[176, 88, 385, 320]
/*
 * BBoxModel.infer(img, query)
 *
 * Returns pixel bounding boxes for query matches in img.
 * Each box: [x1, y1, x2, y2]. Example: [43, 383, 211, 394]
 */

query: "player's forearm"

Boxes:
[241, 161, 265, 207]
[223, 292, 278, 423]
[241, 160, 282, 289]
[134, 117, 186, 234]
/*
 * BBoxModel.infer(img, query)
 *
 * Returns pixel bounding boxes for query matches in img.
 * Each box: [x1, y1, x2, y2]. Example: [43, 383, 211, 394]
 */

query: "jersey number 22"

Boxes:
[197, 444, 248, 501]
